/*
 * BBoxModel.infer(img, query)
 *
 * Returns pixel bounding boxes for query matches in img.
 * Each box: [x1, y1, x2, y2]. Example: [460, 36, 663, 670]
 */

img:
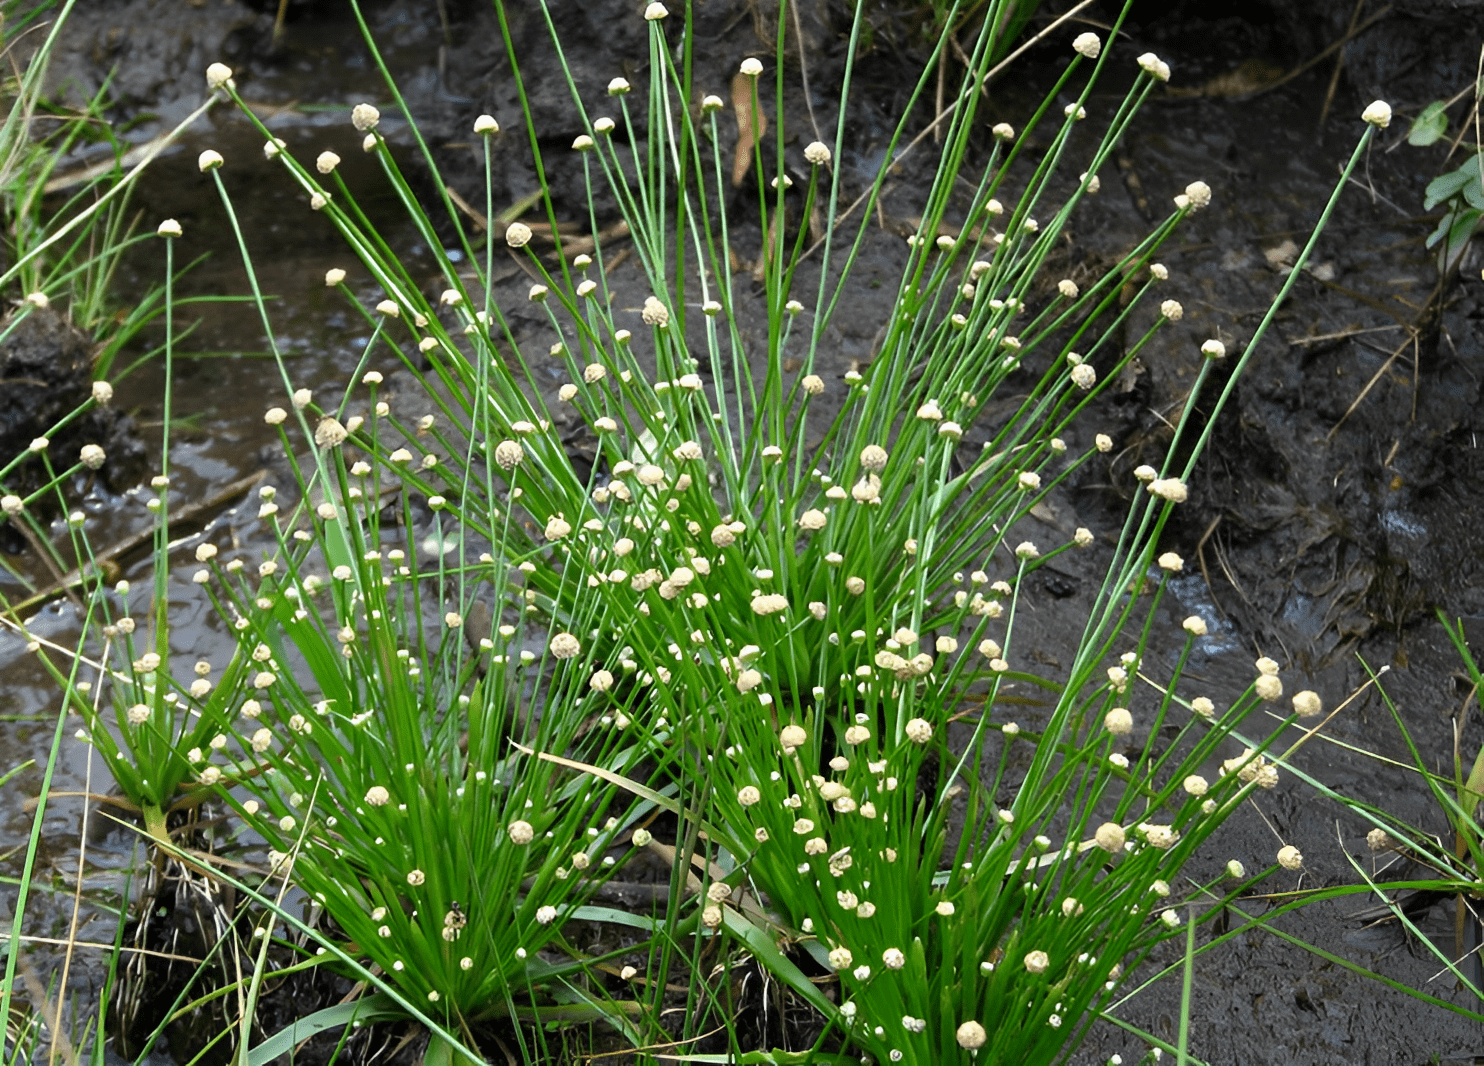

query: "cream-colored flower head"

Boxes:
[1072, 32, 1101, 58]
[804, 141, 831, 165]
[643, 1, 668, 18]
[474, 114, 500, 135]
[1361, 100, 1391, 129]
[956, 1021, 987, 1049]
[316, 151, 341, 174]
[198, 149, 224, 172]
[1292, 690, 1323, 718]
[739, 57, 764, 77]
[1094, 822, 1125, 852]
[352, 103, 381, 131]
[506, 222, 533, 248]
[206, 63, 234, 91]
[1184, 180, 1211, 209]
[1277, 844, 1302, 870]
[157, 218, 183, 238]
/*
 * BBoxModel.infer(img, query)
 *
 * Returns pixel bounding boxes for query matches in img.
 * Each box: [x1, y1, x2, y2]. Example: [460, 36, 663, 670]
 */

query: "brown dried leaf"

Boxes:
[731, 71, 767, 187]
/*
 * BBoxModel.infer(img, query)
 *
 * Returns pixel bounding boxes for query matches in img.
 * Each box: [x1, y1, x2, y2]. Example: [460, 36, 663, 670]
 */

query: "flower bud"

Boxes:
[198, 149, 224, 172]
[157, 218, 183, 238]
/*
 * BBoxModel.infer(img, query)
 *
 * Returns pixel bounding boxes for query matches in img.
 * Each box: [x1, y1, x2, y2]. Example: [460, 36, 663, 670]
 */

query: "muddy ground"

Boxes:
[5, 0, 1484, 1063]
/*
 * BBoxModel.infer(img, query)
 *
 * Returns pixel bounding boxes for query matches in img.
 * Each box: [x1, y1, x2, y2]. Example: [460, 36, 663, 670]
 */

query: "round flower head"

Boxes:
[608, 77, 631, 95]
[365, 785, 390, 806]
[198, 149, 224, 172]
[508, 820, 535, 845]
[206, 62, 234, 91]
[1184, 180, 1212, 209]
[352, 103, 381, 131]
[1157, 551, 1183, 572]
[804, 141, 831, 165]
[1104, 707, 1133, 735]
[474, 114, 500, 135]
[1183, 615, 1208, 636]
[1361, 100, 1392, 129]
[1292, 690, 1323, 718]
[644, 1, 668, 18]
[494, 439, 524, 469]
[739, 57, 764, 77]
[549, 632, 581, 659]
[1254, 673, 1283, 702]
[1161, 299, 1183, 320]
[779, 724, 807, 750]
[957, 1021, 988, 1049]
[1367, 827, 1395, 852]
[157, 218, 183, 239]
[992, 121, 1015, 140]
[316, 151, 341, 174]
[1149, 478, 1188, 503]
[506, 222, 533, 248]
[1277, 844, 1302, 870]
[701, 94, 723, 112]
[1072, 32, 1101, 58]
[1024, 950, 1050, 973]
[1094, 822, 1125, 853]
[314, 417, 347, 448]
[641, 296, 670, 326]
[1201, 339, 1226, 359]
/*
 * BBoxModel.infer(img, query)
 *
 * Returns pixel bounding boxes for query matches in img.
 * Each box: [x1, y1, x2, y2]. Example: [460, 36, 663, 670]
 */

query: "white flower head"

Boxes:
[1184, 181, 1211, 209]
[739, 57, 764, 77]
[157, 218, 183, 239]
[1072, 32, 1101, 58]
[1104, 707, 1133, 735]
[1277, 844, 1303, 870]
[957, 1021, 988, 1049]
[316, 151, 341, 174]
[352, 103, 381, 131]
[206, 63, 234, 91]
[198, 149, 224, 173]
[643, 1, 668, 19]
[804, 141, 831, 165]
[474, 114, 500, 135]
[1094, 822, 1125, 853]
[1361, 100, 1392, 129]
[1292, 690, 1323, 718]
[506, 222, 533, 248]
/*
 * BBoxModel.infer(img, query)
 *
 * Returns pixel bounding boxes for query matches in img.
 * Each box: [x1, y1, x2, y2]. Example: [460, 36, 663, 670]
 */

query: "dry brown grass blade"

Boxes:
[1326, 334, 1413, 440]
[731, 71, 766, 188]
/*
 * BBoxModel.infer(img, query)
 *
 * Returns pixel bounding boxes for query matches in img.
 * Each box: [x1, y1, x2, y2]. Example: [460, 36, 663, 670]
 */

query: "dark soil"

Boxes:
[7, 1, 1484, 1064]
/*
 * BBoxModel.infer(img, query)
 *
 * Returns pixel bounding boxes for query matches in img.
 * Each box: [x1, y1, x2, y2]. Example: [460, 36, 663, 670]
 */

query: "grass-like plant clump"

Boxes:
[0, 2, 1420, 1064]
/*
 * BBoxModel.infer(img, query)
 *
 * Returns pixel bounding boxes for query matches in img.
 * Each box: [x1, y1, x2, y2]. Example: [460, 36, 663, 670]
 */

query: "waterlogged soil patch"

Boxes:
[4, 2, 1484, 1064]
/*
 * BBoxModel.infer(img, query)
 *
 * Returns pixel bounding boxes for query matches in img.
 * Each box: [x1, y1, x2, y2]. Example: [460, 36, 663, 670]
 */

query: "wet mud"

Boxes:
[6, 0, 1484, 1063]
